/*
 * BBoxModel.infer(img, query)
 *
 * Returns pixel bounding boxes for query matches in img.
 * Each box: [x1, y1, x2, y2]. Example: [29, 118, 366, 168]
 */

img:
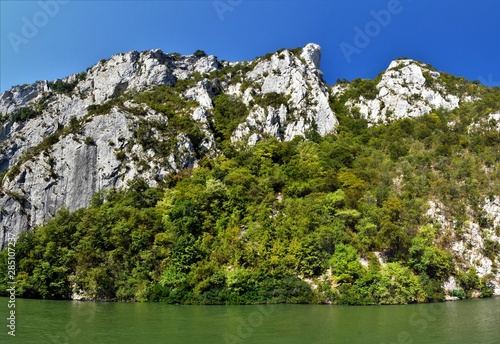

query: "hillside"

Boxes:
[0, 44, 499, 304]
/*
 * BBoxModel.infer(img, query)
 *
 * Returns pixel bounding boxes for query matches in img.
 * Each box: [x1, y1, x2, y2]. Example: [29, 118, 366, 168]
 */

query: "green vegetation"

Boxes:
[131, 84, 204, 157]
[84, 136, 96, 146]
[86, 96, 124, 116]
[1, 59, 499, 305]
[1, 83, 498, 303]
[336, 77, 381, 101]
[168, 52, 181, 61]
[212, 93, 249, 144]
[193, 50, 207, 58]
[48, 72, 86, 95]
[9, 107, 42, 123]
[208, 60, 257, 86]
[253, 92, 290, 110]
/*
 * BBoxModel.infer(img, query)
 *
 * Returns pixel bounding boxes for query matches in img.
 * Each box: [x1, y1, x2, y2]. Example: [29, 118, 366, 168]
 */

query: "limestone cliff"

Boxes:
[0, 43, 337, 247]
[0, 44, 498, 296]
[331, 59, 476, 123]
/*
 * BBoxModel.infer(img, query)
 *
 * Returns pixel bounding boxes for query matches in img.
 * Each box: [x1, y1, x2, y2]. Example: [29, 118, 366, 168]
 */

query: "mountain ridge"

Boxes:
[0, 43, 499, 303]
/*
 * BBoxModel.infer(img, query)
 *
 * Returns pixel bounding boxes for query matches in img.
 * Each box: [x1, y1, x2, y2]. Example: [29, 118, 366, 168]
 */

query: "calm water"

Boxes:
[1, 297, 499, 344]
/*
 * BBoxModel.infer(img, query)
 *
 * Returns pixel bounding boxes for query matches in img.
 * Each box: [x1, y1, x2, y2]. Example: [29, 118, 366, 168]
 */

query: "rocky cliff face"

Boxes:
[427, 198, 500, 295]
[0, 49, 221, 247]
[332, 59, 475, 123]
[0, 43, 337, 247]
[229, 43, 337, 144]
[0, 44, 499, 295]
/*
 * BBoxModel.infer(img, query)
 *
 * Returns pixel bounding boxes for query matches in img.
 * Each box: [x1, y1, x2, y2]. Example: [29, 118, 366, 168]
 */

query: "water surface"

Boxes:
[1, 297, 499, 343]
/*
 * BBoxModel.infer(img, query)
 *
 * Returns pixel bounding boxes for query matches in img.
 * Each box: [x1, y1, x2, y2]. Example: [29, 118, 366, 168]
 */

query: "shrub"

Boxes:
[346, 78, 379, 100]
[212, 93, 249, 142]
[193, 50, 207, 58]
[255, 92, 290, 109]
[450, 289, 465, 299]
[87, 101, 115, 115]
[10, 106, 41, 123]
[48, 73, 86, 95]
[169, 52, 181, 61]
[115, 150, 126, 161]
[84, 136, 96, 146]
[6, 165, 21, 181]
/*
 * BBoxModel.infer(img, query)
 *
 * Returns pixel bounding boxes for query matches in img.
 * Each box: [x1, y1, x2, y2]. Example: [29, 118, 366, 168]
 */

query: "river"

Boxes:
[1, 297, 499, 343]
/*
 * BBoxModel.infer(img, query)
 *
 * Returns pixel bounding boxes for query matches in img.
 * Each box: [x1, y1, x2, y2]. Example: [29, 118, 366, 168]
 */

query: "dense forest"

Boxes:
[0, 75, 499, 305]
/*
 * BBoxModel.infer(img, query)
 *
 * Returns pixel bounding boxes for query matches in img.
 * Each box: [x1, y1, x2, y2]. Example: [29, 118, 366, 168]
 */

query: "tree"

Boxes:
[373, 262, 424, 304]
[408, 225, 454, 280]
[193, 50, 207, 58]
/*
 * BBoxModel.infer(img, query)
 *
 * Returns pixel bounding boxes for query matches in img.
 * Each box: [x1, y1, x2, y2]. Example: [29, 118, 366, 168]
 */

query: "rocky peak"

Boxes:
[300, 43, 322, 69]
[229, 43, 337, 144]
[80, 49, 220, 103]
[333, 58, 474, 123]
[0, 49, 221, 115]
[0, 80, 49, 114]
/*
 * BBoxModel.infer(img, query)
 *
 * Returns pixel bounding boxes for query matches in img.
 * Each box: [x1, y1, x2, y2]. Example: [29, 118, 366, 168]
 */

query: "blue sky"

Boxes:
[1, 0, 500, 92]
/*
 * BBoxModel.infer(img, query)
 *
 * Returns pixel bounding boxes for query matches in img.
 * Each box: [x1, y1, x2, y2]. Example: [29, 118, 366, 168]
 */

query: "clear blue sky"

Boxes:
[1, 0, 500, 92]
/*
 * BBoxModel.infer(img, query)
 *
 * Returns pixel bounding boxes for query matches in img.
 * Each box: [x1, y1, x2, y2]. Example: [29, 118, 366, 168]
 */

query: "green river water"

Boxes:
[1, 296, 499, 343]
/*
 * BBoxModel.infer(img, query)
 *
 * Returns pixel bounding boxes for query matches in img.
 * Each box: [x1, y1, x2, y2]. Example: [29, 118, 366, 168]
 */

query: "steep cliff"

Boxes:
[0, 43, 337, 246]
[0, 49, 220, 247]
[0, 44, 499, 300]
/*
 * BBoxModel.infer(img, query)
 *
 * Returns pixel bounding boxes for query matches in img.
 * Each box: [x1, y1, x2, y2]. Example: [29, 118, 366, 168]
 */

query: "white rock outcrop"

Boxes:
[427, 199, 500, 295]
[231, 43, 337, 144]
[0, 81, 49, 114]
[342, 59, 466, 123]
[301, 43, 322, 69]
